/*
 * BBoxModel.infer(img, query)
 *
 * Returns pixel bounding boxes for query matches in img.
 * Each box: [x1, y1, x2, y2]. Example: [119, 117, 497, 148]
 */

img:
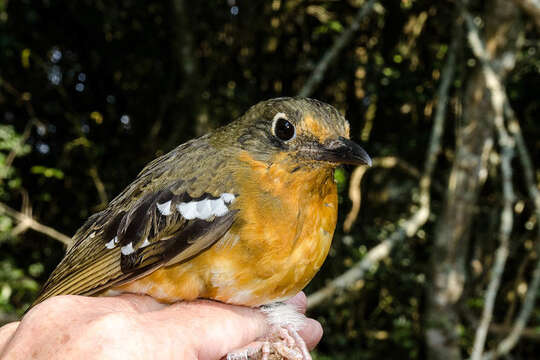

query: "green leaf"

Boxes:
[30, 165, 64, 179]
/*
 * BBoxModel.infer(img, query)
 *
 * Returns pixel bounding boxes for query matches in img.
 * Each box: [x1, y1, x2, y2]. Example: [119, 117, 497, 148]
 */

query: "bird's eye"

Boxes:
[272, 113, 296, 141]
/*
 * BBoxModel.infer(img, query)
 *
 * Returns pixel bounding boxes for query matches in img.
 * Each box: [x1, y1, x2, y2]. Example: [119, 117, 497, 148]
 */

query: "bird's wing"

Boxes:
[34, 142, 237, 305]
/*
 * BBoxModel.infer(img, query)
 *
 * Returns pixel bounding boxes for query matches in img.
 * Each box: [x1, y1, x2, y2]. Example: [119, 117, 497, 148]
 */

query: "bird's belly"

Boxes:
[206, 213, 336, 306]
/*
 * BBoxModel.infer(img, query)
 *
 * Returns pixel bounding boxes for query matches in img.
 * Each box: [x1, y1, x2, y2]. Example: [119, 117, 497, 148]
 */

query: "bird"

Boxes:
[33, 97, 371, 359]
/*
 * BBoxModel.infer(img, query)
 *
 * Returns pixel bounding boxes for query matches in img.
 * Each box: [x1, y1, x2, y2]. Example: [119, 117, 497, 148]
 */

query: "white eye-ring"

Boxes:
[272, 112, 296, 141]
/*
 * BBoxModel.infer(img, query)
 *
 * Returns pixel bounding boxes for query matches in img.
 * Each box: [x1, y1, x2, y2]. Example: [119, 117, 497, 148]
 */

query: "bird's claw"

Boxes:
[226, 325, 311, 360]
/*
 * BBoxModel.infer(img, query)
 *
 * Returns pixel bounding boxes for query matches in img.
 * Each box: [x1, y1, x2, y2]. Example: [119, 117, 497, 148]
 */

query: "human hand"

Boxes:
[0, 292, 322, 359]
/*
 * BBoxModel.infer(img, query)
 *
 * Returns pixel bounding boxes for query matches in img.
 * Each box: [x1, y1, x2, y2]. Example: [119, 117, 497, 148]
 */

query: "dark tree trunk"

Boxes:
[425, 1, 523, 359]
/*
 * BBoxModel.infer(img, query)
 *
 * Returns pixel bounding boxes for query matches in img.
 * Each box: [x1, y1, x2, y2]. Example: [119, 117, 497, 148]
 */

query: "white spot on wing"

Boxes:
[105, 236, 118, 249]
[105, 239, 115, 249]
[121, 242, 135, 255]
[221, 193, 235, 203]
[177, 201, 197, 220]
[89, 231, 96, 238]
[141, 238, 150, 248]
[156, 200, 172, 216]
[177, 193, 235, 221]
[196, 199, 213, 220]
[210, 198, 228, 217]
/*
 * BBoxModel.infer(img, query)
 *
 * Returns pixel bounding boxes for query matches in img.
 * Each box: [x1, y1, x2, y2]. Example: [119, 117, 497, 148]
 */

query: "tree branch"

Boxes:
[88, 166, 108, 210]
[513, 0, 540, 30]
[489, 323, 540, 341]
[0, 202, 72, 246]
[462, 307, 540, 341]
[467, 7, 517, 357]
[481, 249, 540, 360]
[343, 156, 421, 232]
[298, 0, 377, 97]
[480, 77, 540, 360]
[505, 107, 540, 221]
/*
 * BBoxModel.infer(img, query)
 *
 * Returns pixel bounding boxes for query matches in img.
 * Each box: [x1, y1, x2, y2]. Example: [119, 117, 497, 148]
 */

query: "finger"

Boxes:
[297, 318, 323, 350]
[285, 292, 307, 314]
[145, 300, 268, 360]
[0, 322, 19, 353]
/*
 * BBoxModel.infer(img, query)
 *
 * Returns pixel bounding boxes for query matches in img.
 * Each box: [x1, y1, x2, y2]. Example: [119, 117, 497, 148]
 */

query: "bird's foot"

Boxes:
[268, 324, 311, 360]
[226, 301, 311, 360]
[226, 325, 311, 360]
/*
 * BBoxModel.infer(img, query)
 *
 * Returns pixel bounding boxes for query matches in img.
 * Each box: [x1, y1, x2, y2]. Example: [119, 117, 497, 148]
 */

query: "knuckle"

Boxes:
[27, 295, 79, 318]
[20, 295, 83, 334]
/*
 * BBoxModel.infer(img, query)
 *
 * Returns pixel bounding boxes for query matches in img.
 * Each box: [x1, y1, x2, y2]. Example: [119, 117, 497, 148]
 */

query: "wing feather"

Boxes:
[34, 186, 237, 306]
[34, 207, 236, 305]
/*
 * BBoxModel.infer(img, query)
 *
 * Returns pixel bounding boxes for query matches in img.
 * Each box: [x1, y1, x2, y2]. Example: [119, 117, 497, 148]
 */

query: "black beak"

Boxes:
[314, 137, 372, 166]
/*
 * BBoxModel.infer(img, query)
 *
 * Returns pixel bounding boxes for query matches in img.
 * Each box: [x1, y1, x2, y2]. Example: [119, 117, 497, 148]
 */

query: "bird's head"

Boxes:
[216, 97, 371, 169]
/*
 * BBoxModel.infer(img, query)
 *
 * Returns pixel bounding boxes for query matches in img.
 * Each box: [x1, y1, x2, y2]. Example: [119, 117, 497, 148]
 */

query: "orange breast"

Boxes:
[114, 152, 338, 306]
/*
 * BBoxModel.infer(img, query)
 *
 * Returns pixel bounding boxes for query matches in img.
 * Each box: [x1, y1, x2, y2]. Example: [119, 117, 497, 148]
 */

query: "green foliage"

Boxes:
[334, 167, 348, 194]
[0, 259, 40, 314]
[0, 216, 13, 242]
[0, 125, 30, 183]
[0, 126, 29, 154]
[30, 165, 64, 180]
[0, 123, 41, 315]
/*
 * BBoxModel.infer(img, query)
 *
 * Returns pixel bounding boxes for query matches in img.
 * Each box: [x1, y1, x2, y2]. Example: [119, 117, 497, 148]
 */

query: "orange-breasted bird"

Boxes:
[33, 97, 371, 359]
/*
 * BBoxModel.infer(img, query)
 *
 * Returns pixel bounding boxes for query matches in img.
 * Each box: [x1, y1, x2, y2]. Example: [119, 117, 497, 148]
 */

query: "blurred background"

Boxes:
[0, 0, 539, 359]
